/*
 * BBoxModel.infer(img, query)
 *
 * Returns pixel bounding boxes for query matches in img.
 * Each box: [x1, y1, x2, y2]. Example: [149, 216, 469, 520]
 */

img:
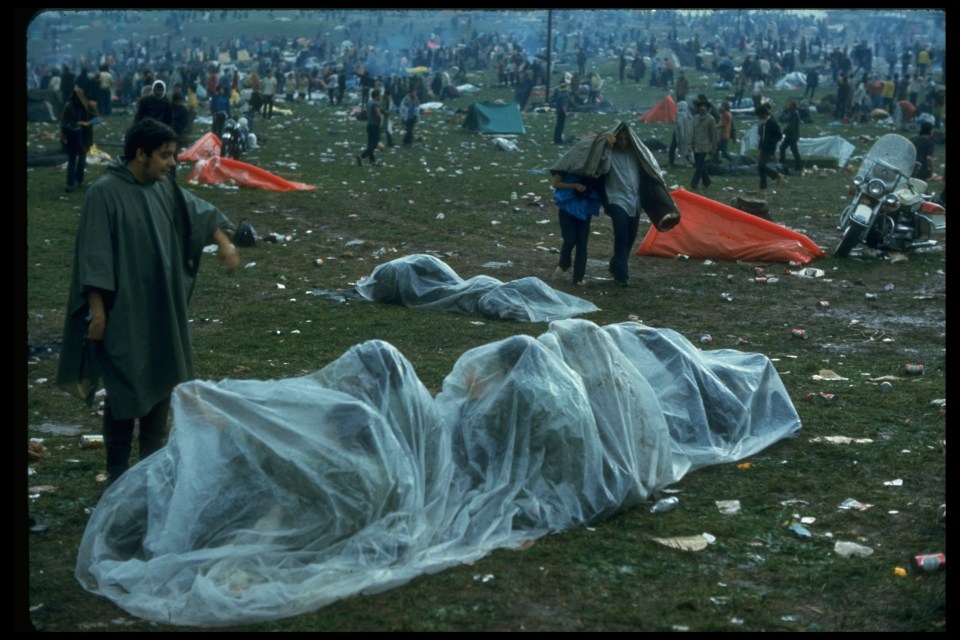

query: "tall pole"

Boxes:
[546, 9, 552, 106]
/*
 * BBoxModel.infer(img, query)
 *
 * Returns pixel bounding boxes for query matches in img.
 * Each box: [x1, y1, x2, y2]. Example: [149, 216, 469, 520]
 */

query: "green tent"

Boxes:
[461, 101, 526, 135]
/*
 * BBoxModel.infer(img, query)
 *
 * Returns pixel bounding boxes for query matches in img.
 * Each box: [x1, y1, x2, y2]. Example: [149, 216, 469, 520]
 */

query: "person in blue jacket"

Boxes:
[551, 171, 602, 286]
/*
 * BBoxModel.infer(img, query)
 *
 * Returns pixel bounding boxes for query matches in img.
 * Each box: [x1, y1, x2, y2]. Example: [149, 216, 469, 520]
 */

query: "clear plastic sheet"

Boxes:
[354, 254, 599, 322]
[76, 322, 800, 627]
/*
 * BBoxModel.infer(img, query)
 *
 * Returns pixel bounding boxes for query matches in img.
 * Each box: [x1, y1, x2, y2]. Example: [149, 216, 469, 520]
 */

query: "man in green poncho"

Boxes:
[57, 118, 240, 485]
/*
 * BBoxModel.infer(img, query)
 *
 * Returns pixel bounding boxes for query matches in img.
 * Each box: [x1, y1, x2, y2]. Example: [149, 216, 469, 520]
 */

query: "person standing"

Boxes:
[210, 85, 230, 139]
[357, 88, 382, 166]
[689, 98, 717, 190]
[911, 121, 935, 181]
[778, 99, 802, 173]
[577, 48, 587, 76]
[134, 80, 173, 126]
[60, 87, 97, 193]
[60, 63, 76, 106]
[669, 100, 694, 168]
[400, 86, 419, 146]
[674, 69, 689, 103]
[756, 104, 783, 192]
[553, 81, 569, 144]
[834, 72, 851, 120]
[96, 64, 113, 116]
[379, 84, 395, 147]
[718, 101, 736, 163]
[551, 172, 602, 286]
[260, 68, 277, 119]
[56, 118, 239, 485]
[804, 67, 819, 99]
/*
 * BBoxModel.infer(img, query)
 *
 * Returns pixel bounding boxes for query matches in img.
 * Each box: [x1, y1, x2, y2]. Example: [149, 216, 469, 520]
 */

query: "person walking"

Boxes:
[56, 118, 240, 486]
[60, 86, 97, 193]
[756, 104, 783, 192]
[553, 81, 569, 144]
[400, 86, 419, 146]
[689, 98, 717, 190]
[357, 88, 383, 166]
[778, 100, 802, 173]
[551, 171, 602, 286]
[551, 123, 681, 289]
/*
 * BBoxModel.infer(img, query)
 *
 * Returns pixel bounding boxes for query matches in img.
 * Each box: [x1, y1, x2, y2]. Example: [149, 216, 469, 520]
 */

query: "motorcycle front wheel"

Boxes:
[834, 221, 867, 258]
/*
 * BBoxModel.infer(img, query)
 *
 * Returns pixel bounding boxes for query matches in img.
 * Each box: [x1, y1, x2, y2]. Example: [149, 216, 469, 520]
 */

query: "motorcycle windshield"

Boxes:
[857, 134, 917, 187]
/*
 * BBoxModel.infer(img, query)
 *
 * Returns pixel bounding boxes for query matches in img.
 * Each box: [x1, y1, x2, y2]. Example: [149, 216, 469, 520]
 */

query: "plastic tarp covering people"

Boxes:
[76, 319, 801, 627]
[354, 253, 600, 322]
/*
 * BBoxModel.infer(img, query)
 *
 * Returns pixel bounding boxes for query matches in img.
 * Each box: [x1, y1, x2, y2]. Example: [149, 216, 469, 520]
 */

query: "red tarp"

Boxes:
[178, 132, 222, 162]
[638, 94, 677, 124]
[637, 189, 826, 264]
[186, 156, 316, 191]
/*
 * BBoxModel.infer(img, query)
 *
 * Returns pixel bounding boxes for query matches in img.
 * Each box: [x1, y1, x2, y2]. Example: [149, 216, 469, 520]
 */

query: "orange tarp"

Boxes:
[638, 94, 677, 124]
[637, 189, 826, 264]
[186, 156, 316, 191]
[178, 132, 222, 162]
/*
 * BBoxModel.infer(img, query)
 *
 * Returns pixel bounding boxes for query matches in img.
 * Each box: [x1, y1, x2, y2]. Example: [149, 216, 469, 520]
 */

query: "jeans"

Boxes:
[758, 149, 779, 189]
[63, 130, 87, 187]
[403, 118, 416, 145]
[104, 396, 171, 485]
[557, 209, 591, 284]
[718, 138, 734, 162]
[691, 152, 712, 188]
[779, 138, 802, 172]
[554, 110, 566, 144]
[360, 123, 381, 163]
[605, 204, 640, 285]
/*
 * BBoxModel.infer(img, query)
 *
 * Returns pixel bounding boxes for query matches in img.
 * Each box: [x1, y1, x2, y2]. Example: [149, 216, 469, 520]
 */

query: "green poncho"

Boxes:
[57, 159, 229, 420]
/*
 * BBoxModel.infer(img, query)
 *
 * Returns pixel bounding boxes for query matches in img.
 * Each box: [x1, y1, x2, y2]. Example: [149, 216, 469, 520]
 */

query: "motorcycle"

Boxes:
[219, 117, 247, 161]
[834, 133, 945, 258]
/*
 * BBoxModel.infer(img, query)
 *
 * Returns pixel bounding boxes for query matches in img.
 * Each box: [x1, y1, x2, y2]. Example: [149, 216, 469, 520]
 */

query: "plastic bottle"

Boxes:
[650, 496, 679, 514]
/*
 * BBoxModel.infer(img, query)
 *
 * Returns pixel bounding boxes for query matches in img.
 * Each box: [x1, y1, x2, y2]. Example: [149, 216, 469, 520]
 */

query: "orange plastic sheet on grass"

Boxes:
[178, 132, 222, 162]
[186, 155, 316, 191]
[637, 188, 826, 265]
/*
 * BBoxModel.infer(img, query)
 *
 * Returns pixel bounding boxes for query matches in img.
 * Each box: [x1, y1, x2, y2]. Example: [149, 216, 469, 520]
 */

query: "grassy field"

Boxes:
[23, 10, 945, 632]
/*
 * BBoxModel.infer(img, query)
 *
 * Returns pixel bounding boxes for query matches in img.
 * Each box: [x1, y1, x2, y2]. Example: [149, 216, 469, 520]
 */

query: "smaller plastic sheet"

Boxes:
[354, 254, 599, 322]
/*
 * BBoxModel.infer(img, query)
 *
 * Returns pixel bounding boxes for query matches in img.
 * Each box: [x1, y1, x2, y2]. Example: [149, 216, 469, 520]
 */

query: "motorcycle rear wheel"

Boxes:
[834, 221, 867, 258]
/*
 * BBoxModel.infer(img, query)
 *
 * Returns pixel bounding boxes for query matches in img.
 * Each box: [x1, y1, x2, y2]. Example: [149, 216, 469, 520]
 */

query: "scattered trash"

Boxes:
[79, 435, 104, 449]
[879, 381, 893, 393]
[883, 478, 903, 486]
[736, 462, 751, 469]
[700, 334, 713, 344]
[834, 540, 874, 558]
[904, 363, 924, 375]
[716, 500, 741, 515]
[628, 314, 640, 322]
[811, 436, 873, 444]
[650, 534, 710, 551]
[812, 370, 848, 381]
[883, 283, 895, 292]
[721, 292, 733, 302]
[650, 496, 679, 513]
[314, 258, 324, 267]
[435, 213, 445, 220]
[817, 300, 830, 309]
[893, 567, 908, 577]
[806, 392, 837, 404]
[676, 253, 689, 260]
[911, 553, 945, 572]
[32, 423, 84, 436]
[754, 276, 768, 284]
[865, 293, 878, 300]
[791, 328, 807, 339]
[838, 498, 873, 511]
